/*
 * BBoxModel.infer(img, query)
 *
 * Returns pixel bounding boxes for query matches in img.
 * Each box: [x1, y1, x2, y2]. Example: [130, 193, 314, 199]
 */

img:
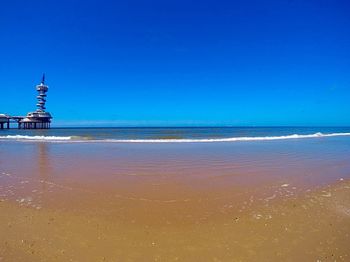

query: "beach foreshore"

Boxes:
[1, 179, 350, 261]
[1, 138, 350, 261]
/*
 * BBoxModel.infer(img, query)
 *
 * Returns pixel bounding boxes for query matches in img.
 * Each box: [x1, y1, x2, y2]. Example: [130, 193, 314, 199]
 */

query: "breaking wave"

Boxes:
[0, 135, 72, 141]
[1, 132, 350, 143]
[100, 132, 350, 143]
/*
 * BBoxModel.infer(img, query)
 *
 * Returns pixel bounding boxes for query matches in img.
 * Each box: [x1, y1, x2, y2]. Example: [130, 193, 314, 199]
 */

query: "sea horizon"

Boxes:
[33, 125, 350, 128]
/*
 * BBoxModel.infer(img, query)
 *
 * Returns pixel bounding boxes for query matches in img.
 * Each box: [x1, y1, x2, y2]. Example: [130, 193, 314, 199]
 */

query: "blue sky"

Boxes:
[0, 0, 349, 126]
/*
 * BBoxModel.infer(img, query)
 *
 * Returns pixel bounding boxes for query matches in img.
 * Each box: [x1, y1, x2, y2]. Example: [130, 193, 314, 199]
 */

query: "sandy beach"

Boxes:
[1, 136, 350, 261]
[1, 180, 350, 261]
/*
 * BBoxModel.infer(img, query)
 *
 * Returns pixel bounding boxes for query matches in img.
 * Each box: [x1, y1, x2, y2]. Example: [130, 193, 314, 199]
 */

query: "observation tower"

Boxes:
[36, 74, 48, 111]
[18, 74, 53, 129]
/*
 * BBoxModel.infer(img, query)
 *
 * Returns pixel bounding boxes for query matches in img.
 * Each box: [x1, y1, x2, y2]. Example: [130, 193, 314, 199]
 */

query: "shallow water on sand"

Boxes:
[1, 137, 350, 261]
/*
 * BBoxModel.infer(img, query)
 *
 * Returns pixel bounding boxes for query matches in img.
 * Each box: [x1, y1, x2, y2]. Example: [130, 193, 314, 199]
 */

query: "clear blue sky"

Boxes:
[0, 0, 349, 126]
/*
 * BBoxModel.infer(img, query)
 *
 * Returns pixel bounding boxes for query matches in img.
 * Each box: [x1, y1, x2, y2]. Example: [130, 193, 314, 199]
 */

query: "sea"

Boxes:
[1, 126, 350, 142]
[1, 126, 350, 189]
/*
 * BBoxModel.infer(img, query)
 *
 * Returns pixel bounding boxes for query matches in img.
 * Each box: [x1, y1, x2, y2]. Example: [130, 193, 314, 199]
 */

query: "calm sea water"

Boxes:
[1, 126, 350, 141]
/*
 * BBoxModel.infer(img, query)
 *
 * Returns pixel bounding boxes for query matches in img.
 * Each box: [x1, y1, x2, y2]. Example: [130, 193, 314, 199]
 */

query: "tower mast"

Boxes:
[36, 73, 49, 112]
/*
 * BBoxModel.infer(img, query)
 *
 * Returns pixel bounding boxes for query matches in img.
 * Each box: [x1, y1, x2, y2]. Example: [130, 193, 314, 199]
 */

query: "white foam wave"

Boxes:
[0, 135, 71, 141]
[98, 132, 350, 143]
[0, 132, 350, 143]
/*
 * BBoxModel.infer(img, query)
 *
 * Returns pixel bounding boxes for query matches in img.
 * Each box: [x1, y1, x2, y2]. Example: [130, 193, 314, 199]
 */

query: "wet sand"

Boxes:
[1, 138, 350, 261]
[1, 180, 350, 261]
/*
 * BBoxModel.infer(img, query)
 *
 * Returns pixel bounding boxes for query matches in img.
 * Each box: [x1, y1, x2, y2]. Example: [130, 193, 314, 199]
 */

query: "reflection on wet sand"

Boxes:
[1, 139, 350, 261]
[37, 143, 51, 193]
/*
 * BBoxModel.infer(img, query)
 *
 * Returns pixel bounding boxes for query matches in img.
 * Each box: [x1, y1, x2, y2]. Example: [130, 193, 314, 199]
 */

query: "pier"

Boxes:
[0, 75, 53, 129]
[0, 115, 10, 129]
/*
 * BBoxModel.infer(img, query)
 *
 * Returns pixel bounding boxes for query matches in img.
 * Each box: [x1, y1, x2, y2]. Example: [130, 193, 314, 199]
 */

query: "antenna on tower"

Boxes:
[41, 73, 45, 84]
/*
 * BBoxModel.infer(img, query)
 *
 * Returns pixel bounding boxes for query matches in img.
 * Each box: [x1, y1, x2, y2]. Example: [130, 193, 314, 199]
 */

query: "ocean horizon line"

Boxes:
[43, 125, 350, 129]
